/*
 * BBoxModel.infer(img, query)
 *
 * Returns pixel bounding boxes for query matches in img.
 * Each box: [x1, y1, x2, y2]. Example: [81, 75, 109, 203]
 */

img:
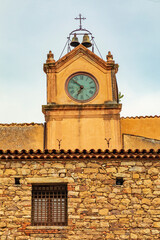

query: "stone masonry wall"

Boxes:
[0, 157, 160, 239]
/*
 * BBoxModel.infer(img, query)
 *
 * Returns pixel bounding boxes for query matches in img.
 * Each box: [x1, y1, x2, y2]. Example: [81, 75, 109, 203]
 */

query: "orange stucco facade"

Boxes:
[121, 116, 160, 141]
[121, 116, 160, 150]
[42, 45, 122, 150]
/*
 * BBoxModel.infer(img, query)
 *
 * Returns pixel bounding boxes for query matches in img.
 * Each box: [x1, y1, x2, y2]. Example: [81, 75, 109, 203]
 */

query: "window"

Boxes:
[116, 177, 124, 186]
[15, 177, 20, 185]
[32, 184, 67, 226]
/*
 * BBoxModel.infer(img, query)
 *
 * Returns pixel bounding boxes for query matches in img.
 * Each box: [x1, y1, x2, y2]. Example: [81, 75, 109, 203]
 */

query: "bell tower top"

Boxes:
[59, 14, 103, 59]
[42, 16, 122, 150]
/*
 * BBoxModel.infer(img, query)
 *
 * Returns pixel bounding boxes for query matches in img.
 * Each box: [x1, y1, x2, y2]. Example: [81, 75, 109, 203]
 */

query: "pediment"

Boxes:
[55, 44, 108, 71]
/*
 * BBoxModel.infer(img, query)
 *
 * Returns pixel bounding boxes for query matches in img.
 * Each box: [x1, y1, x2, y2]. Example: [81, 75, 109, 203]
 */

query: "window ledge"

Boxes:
[26, 226, 69, 230]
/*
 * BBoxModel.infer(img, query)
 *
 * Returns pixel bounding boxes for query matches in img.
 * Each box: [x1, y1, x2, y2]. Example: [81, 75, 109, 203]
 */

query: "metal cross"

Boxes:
[75, 14, 86, 29]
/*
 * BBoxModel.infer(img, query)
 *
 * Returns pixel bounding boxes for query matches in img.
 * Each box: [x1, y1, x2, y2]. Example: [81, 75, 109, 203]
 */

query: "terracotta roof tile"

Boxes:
[121, 115, 160, 120]
[0, 149, 159, 160]
[0, 123, 43, 126]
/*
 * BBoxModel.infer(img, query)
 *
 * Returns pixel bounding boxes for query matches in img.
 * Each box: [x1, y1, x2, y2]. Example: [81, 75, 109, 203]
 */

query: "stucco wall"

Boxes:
[123, 134, 160, 150]
[0, 156, 160, 239]
[44, 105, 121, 150]
[121, 116, 160, 141]
[0, 124, 44, 150]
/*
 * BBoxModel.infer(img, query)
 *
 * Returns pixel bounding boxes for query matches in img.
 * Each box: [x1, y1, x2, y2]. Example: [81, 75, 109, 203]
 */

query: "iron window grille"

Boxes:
[32, 184, 67, 226]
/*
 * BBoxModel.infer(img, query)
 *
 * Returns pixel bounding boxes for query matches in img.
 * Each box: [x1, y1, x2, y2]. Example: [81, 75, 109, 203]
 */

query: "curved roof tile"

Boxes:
[0, 149, 159, 160]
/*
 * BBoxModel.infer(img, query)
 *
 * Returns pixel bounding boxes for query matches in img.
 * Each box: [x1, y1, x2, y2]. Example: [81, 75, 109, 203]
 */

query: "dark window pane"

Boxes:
[32, 184, 67, 226]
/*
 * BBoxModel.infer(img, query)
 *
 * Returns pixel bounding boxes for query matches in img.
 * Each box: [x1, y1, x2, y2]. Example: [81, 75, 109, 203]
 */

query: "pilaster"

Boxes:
[43, 51, 56, 104]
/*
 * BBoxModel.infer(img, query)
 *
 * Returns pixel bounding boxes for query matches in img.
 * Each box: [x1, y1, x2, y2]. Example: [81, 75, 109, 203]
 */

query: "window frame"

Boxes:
[31, 183, 68, 226]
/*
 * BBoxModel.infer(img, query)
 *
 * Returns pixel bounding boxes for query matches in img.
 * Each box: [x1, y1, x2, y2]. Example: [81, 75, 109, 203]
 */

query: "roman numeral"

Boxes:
[89, 90, 93, 94]
[80, 95, 84, 100]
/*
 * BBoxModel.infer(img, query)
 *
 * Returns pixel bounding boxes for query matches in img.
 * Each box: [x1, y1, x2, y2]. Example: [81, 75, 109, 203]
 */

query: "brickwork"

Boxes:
[0, 153, 160, 239]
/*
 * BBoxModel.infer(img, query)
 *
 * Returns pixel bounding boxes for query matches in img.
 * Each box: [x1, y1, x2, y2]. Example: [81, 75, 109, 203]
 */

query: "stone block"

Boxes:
[22, 169, 31, 175]
[121, 199, 130, 206]
[152, 198, 160, 205]
[106, 167, 117, 173]
[0, 222, 6, 228]
[133, 173, 139, 179]
[148, 167, 159, 175]
[118, 167, 128, 173]
[141, 198, 151, 205]
[143, 179, 152, 186]
[84, 168, 98, 173]
[65, 163, 75, 169]
[129, 166, 145, 172]
[4, 169, 16, 175]
[121, 161, 136, 166]
[99, 208, 109, 215]
[52, 163, 64, 168]
[153, 222, 160, 228]
[130, 233, 138, 239]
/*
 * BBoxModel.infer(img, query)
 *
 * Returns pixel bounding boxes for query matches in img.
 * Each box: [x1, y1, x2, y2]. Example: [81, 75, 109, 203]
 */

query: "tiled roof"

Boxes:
[0, 123, 43, 126]
[0, 149, 160, 160]
[121, 115, 160, 119]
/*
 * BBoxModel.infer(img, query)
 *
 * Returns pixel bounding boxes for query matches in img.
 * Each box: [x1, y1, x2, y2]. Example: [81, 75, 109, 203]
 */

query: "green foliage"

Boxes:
[118, 91, 124, 102]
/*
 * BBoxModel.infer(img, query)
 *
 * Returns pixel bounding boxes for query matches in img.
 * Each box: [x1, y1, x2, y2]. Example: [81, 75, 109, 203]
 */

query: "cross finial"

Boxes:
[75, 14, 86, 29]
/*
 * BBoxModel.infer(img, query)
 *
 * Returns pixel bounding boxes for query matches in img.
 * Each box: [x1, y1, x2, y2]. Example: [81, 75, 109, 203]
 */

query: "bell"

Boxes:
[70, 34, 80, 47]
[82, 34, 92, 48]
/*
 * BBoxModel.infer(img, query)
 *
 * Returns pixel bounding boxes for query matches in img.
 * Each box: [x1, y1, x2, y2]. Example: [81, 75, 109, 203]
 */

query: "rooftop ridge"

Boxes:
[0, 123, 43, 126]
[121, 115, 160, 120]
[56, 44, 107, 66]
[54, 44, 118, 72]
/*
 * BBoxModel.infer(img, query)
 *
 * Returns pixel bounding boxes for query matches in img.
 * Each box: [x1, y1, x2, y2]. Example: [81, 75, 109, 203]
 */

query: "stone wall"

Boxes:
[0, 153, 160, 239]
[0, 124, 44, 150]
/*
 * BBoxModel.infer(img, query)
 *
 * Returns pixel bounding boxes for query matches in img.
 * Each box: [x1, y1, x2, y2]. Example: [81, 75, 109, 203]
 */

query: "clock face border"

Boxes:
[65, 72, 99, 103]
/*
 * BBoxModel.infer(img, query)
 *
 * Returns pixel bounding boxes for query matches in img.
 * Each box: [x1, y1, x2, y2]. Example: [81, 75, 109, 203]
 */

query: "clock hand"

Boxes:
[77, 85, 84, 95]
[72, 79, 82, 87]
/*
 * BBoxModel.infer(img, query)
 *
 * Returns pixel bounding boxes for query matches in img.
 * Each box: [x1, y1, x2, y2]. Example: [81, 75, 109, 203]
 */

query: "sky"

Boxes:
[0, 0, 160, 123]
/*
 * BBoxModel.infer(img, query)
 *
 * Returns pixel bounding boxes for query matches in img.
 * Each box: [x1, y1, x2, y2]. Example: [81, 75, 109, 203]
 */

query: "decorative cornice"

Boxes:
[42, 103, 122, 112]
[53, 45, 118, 72]
[0, 149, 159, 160]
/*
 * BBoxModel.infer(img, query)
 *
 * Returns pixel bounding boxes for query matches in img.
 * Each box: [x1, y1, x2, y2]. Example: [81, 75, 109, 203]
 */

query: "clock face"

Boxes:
[65, 72, 99, 103]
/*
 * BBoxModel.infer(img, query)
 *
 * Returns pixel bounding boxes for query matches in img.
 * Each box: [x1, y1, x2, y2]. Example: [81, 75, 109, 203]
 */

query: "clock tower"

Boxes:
[42, 16, 122, 150]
